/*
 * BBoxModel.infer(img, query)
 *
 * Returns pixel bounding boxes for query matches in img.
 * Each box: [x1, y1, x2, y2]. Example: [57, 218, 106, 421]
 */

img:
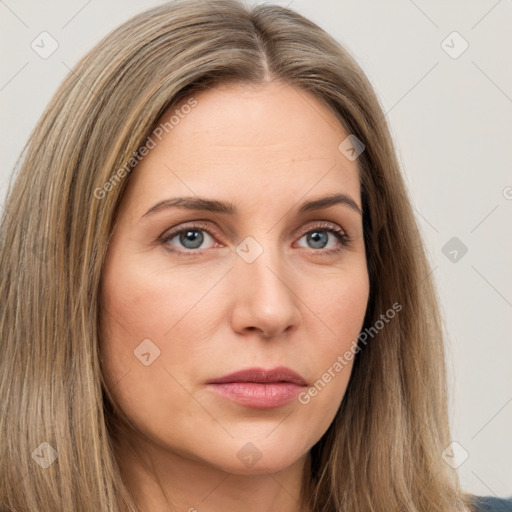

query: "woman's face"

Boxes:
[100, 81, 369, 475]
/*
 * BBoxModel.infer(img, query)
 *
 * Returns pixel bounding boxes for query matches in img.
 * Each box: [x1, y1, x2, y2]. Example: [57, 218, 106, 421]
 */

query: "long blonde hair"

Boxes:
[0, 1, 475, 510]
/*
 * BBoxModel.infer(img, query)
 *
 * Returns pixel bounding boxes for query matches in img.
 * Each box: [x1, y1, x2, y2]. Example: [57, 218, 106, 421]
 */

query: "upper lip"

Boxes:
[207, 366, 307, 386]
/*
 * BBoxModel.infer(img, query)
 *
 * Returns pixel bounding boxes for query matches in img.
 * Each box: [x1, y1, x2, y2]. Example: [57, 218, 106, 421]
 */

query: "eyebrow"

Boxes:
[140, 192, 362, 220]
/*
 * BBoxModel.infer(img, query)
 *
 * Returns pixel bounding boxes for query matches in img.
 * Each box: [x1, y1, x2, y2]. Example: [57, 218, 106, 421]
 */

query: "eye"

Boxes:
[161, 223, 218, 254]
[160, 221, 352, 256]
[295, 222, 352, 255]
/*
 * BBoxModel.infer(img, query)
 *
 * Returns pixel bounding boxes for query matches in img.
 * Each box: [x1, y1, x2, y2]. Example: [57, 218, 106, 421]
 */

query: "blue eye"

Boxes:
[169, 229, 212, 250]
[162, 223, 217, 253]
[161, 222, 351, 256]
[297, 228, 348, 251]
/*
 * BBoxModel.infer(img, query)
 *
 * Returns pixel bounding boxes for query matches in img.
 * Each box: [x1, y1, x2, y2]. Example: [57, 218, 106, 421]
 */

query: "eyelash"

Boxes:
[160, 221, 352, 258]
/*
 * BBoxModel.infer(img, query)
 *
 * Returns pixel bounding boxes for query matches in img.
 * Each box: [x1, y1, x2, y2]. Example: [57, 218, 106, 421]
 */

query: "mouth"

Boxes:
[206, 366, 308, 409]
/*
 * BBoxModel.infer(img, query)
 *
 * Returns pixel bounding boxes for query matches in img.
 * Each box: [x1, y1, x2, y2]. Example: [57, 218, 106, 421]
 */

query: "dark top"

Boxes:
[470, 495, 512, 512]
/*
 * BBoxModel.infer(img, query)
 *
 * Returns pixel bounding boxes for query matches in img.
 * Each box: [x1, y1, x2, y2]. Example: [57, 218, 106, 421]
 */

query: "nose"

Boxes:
[229, 242, 301, 339]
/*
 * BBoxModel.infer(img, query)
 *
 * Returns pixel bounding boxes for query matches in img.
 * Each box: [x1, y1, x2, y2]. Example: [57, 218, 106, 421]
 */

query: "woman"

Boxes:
[0, 1, 510, 511]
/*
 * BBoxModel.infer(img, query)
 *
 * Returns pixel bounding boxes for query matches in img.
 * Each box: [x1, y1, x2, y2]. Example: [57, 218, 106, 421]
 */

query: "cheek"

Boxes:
[100, 250, 209, 344]
[99, 250, 223, 400]
[310, 264, 369, 349]
[98, 256, 206, 441]
[297, 266, 369, 410]
[99, 251, 169, 386]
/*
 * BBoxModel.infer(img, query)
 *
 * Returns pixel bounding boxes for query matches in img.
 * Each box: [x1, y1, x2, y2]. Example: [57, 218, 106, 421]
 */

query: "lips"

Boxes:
[207, 366, 307, 386]
[206, 366, 308, 409]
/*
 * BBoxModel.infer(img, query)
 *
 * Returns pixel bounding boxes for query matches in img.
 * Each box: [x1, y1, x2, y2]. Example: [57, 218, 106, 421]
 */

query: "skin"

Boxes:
[100, 80, 370, 512]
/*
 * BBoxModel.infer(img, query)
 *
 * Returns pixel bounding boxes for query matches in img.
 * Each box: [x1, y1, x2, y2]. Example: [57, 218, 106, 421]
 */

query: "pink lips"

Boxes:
[206, 366, 307, 409]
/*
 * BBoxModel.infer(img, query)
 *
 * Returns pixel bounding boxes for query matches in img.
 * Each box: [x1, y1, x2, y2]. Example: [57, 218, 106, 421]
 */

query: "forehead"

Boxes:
[122, 81, 361, 211]
[168, 80, 349, 151]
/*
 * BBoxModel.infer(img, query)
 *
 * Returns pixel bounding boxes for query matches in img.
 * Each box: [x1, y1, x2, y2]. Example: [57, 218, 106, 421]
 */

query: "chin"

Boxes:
[201, 437, 310, 476]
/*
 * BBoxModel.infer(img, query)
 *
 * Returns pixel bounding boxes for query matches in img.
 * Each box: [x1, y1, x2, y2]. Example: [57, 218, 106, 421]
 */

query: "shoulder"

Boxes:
[469, 495, 512, 512]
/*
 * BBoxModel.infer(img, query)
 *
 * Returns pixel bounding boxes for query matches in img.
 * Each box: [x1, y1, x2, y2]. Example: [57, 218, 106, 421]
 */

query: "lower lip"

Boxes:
[207, 382, 305, 408]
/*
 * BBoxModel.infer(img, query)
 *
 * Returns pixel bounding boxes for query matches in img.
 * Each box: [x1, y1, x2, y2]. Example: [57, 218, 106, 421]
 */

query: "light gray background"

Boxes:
[1, 0, 511, 498]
